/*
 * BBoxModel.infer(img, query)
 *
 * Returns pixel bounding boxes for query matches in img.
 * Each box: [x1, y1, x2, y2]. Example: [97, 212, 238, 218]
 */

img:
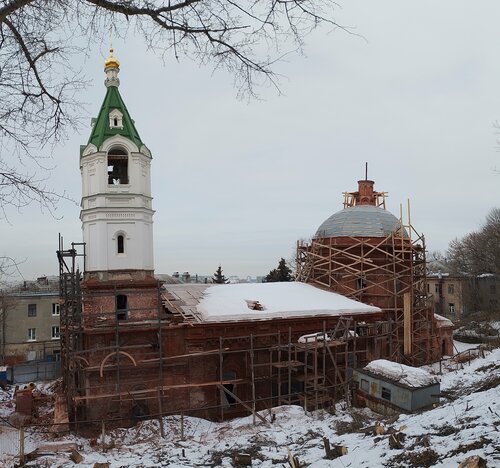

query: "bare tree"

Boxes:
[0, 0, 344, 216]
[0, 292, 12, 364]
[447, 208, 500, 315]
[447, 208, 500, 276]
[0, 162, 64, 220]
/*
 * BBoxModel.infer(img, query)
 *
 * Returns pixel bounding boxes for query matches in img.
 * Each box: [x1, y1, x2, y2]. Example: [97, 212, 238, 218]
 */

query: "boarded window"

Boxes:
[360, 378, 369, 392]
[381, 386, 391, 401]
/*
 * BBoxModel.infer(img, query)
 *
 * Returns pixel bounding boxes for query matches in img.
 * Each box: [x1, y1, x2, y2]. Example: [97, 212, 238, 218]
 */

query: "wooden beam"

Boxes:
[74, 379, 245, 402]
[141, 348, 230, 363]
[403, 292, 412, 356]
[216, 384, 268, 425]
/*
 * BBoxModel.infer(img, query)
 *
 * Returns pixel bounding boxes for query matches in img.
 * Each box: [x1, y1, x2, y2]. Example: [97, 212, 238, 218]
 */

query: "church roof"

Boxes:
[315, 204, 408, 238]
[87, 85, 144, 150]
[163, 282, 381, 323]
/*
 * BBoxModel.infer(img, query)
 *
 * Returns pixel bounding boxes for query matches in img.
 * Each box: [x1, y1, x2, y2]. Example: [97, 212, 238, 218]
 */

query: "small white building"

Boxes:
[353, 359, 440, 415]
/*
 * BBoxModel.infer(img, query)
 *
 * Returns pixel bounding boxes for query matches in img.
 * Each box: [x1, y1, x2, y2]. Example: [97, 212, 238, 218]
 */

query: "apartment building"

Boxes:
[0, 277, 61, 365]
[427, 272, 499, 319]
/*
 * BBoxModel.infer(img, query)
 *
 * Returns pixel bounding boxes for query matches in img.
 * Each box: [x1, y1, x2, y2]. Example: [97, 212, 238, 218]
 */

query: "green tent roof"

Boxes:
[87, 85, 144, 150]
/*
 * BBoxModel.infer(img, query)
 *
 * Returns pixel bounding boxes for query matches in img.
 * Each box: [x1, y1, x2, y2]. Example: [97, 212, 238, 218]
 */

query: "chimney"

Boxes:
[356, 180, 376, 206]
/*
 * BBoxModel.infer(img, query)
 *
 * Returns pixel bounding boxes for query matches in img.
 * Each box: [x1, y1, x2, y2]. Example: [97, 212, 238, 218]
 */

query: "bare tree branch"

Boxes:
[0, 0, 345, 216]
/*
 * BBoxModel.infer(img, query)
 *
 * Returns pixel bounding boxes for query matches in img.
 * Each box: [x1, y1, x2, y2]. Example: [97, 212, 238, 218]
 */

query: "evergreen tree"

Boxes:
[213, 265, 229, 284]
[265, 258, 293, 282]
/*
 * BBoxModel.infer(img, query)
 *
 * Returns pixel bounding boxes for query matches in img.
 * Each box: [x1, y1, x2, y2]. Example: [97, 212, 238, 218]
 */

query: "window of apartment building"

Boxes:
[116, 294, 128, 321]
[52, 303, 60, 316]
[448, 284, 455, 294]
[52, 326, 60, 339]
[435, 284, 440, 293]
[28, 304, 37, 317]
[27, 328, 36, 341]
[427, 284, 430, 293]
[381, 386, 391, 401]
[53, 350, 61, 362]
[449, 303, 455, 314]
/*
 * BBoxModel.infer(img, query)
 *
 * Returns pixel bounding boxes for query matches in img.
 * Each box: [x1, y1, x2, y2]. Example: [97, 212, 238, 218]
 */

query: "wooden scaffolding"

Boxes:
[55, 261, 394, 426]
[295, 209, 438, 365]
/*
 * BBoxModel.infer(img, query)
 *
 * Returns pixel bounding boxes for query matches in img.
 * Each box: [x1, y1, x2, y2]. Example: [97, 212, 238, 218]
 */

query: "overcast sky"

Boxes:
[2, 0, 500, 281]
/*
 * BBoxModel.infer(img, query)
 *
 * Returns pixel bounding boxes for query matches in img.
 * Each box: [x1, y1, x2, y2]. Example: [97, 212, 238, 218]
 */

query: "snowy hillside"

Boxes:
[1, 346, 499, 467]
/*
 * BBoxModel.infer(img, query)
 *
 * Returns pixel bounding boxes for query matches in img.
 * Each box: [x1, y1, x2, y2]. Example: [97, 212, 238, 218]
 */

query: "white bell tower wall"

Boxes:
[80, 135, 155, 274]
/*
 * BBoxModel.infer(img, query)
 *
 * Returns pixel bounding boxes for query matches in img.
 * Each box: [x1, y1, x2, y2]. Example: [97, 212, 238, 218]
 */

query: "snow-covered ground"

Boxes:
[1, 345, 499, 467]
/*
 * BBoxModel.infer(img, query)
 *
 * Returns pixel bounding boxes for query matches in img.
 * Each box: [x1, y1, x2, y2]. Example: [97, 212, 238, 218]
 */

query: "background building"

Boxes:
[427, 272, 499, 319]
[0, 277, 61, 365]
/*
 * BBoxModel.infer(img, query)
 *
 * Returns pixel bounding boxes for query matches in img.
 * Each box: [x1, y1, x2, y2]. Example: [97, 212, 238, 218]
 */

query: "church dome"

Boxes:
[104, 48, 120, 69]
[315, 204, 408, 238]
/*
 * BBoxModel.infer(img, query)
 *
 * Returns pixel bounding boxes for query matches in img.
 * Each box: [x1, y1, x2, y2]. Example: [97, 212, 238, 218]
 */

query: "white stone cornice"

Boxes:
[82, 143, 98, 157]
[139, 145, 152, 158]
[100, 134, 139, 153]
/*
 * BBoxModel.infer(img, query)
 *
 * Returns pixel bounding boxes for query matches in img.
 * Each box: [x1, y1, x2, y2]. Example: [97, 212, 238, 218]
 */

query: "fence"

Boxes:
[437, 344, 488, 374]
[0, 424, 19, 458]
[0, 421, 44, 466]
[7, 360, 61, 384]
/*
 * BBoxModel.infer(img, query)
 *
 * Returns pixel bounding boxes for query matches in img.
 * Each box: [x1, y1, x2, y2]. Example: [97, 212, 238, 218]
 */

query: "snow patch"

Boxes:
[364, 359, 439, 388]
[434, 313, 454, 326]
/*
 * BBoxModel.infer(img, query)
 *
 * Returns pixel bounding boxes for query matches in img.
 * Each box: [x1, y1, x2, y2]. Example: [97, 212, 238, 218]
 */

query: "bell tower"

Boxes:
[80, 48, 155, 280]
[58, 49, 164, 424]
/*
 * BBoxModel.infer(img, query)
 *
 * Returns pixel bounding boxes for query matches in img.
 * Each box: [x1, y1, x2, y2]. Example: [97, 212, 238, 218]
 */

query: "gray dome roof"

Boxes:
[315, 205, 408, 238]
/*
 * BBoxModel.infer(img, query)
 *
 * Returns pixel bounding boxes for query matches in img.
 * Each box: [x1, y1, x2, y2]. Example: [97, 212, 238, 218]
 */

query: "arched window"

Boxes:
[116, 294, 128, 320]
[107, 147, 129, 184]
[117, 235, 124, 254]
[109, 110, 123, 129]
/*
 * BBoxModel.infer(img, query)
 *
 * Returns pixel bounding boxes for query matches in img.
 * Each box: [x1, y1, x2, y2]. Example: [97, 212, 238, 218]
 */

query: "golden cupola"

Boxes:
[104, 47, 120, 70]
[104, 48, 120, 88]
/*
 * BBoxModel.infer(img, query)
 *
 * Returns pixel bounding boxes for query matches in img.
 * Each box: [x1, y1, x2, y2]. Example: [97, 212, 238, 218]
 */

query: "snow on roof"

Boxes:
[427, 272, 450, 278]
[363, 359, 439, 388]
[434, 313, 454, 327]
[196, 282, 381, 322]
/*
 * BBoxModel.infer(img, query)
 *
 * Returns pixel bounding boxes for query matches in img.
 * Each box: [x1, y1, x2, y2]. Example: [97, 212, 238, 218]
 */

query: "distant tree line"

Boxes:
[444, 208, 499, 317]
[447, 208, 500, 276]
